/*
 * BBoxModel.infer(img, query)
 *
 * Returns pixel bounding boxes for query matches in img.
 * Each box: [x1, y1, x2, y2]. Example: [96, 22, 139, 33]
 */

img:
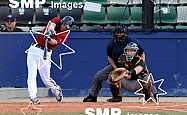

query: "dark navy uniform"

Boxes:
[107, 37, 144, 66]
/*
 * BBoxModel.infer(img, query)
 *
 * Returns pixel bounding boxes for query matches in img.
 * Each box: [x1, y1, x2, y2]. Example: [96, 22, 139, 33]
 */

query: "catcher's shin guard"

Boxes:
[108, 85, 122, 102]
[140, 75, 153, 101]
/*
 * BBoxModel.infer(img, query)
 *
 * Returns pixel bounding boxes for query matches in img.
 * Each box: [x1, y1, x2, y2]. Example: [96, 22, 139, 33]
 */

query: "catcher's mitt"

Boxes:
[110, 68, 129, 82]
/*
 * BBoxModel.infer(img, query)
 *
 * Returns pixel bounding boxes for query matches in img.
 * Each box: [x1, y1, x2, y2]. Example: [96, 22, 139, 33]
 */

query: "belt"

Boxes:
[32, 44, 51, 52]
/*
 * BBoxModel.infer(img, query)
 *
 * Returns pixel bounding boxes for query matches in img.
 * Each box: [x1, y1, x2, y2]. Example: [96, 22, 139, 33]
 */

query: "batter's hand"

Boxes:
[44, 30, 53, 41]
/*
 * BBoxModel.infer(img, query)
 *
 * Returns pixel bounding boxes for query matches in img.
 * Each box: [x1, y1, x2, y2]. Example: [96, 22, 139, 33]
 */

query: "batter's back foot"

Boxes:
[56, 86, 63, 103]
[30, 98, 40, 104]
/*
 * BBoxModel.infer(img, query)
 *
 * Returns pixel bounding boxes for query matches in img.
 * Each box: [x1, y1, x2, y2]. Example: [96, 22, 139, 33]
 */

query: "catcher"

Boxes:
[107, 42, 158, 102]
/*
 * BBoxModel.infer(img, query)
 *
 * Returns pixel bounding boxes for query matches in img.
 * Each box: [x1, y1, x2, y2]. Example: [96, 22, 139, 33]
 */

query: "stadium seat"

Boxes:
[11, 8, 34, 25]
[59, 8, 82, 25]
[107, 6, 130, 25]
[83, 6, 106, 25]
[161, 0, 179, 4]
[177, 6, 187, 23]
[154, 5, 160, 23]
[154, 6, 177, 29]
[35, 7, 58, 25]
[85, 0, 108, 4]
[132, 0, 142, 4]
[0, 6, 11, 25]
[179, 0, 187, 4]
[154, 0, 179, 4]
[130, 6, 142, 25]
[154, 6, 176, 24]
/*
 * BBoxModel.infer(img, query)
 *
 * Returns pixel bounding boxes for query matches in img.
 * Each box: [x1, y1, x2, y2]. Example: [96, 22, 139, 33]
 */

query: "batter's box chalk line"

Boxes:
[134, 73, 167, 105]
[20, 102, 42, 115]
[25, 21, 75, 70]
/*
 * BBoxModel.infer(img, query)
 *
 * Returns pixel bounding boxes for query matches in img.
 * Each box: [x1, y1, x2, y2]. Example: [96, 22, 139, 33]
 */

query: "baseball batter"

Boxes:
[27, 16, 74, 104]
[107, 42, 158, 102]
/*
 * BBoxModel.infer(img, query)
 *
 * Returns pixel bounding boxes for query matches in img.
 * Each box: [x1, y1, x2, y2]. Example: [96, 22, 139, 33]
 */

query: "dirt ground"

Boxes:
[0, 97, 187, 114]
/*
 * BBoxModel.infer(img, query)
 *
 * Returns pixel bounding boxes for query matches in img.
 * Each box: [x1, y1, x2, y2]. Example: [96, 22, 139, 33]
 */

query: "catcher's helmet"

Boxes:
[61, 16, 74, 29]
[112, 26, 127, 45]
[124, 42, 139, 61]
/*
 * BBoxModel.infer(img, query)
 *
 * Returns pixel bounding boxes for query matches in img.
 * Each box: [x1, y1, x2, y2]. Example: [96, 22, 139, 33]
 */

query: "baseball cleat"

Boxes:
[154, 93, 159, 103]
[83, 94, 97, 102]
[56, 86, 63, 103]
[107, 97, 122, 102]
[30, 98, 40, 104]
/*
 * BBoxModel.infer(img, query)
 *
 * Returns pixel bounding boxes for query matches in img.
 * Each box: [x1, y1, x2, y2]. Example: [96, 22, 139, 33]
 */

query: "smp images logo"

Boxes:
[85, 108, 121, 115]
[9, 0, 46, 8]
[8, 0, 84, 10]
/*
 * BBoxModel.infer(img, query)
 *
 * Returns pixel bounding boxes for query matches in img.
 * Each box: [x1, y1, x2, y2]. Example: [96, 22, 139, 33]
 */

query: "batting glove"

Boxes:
[44, 30, 53, 41]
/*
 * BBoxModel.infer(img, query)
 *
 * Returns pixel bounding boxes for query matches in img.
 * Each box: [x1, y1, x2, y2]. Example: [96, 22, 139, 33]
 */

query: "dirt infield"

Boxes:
[0, 97, 187, 114]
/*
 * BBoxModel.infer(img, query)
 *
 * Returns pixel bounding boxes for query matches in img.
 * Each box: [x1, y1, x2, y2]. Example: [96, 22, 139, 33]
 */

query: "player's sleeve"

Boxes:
[137, 59, 146, 68]
[56, 32, 69, 44]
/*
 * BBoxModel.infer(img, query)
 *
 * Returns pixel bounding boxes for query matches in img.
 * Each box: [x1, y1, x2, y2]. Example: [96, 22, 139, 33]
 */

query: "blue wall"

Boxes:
[0, 32, 187, 97]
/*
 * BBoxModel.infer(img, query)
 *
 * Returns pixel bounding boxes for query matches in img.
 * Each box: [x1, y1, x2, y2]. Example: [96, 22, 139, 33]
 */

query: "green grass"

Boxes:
[1, 111, 187, 115]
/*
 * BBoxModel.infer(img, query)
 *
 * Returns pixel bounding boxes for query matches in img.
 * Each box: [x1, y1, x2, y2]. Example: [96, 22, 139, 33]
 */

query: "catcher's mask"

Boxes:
[61, 16, 74, 29]
[112, 26, 127, 45]
[124, 42, 139, 62]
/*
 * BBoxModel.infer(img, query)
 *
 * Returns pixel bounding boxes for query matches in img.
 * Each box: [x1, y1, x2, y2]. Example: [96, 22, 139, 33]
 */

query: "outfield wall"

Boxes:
[0, 32, 187, 97]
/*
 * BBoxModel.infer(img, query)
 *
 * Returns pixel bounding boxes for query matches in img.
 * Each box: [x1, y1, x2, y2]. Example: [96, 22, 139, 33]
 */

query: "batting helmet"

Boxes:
[124, 42, 139, 61]
[112, 26, 127, 45]
[61, 16, 74, 29]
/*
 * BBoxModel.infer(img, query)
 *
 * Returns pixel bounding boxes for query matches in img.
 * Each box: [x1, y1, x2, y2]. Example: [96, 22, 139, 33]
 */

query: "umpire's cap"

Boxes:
[61, 16, 74, 29]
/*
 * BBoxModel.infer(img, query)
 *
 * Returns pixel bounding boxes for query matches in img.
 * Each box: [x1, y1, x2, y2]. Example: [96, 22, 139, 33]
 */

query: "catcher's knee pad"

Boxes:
[140, 75, 152, 87]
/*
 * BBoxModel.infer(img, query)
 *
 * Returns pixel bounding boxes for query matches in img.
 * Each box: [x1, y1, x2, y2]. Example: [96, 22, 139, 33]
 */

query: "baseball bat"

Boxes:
[43, 39, 48, 60]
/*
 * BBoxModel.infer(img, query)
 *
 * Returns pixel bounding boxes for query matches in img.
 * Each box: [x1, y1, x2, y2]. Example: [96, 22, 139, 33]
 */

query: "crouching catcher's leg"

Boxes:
[107, 84, 122, 102]
[140, 75, 153, 101]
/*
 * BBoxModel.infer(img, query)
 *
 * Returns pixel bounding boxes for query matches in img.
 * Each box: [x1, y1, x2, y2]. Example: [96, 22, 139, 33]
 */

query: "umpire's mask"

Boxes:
[112, 26, 127, 45]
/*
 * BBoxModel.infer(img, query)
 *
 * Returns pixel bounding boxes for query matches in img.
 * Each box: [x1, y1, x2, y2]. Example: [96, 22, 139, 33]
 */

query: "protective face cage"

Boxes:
[114, 34, 127, 43]
[112, 26, 127, 44]
[61, 16, 74, 29]
[124, 42, 139, 62]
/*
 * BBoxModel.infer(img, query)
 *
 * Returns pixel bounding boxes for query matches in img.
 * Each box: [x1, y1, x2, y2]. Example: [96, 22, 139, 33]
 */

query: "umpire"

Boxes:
[83, 25, 146, 102]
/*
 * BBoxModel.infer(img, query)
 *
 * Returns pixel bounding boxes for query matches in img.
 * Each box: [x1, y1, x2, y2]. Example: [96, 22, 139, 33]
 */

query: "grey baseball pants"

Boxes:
[89, 65, 157, 97]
